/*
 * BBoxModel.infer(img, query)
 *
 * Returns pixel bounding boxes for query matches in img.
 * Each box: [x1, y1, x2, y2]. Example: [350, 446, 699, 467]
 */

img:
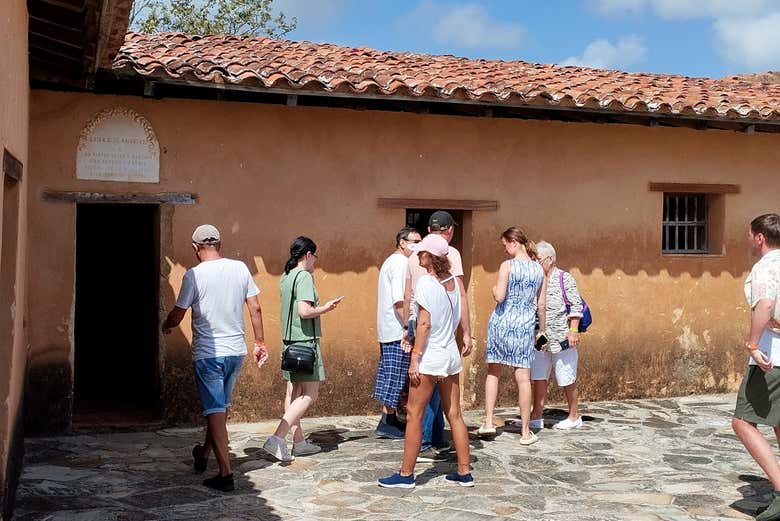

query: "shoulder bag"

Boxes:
[560, 270, 592, 332]
[281, 271, 317, 374]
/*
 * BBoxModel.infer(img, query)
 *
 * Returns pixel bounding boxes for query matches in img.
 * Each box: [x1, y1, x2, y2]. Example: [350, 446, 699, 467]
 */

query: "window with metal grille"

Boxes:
[662, 193, 708, 254]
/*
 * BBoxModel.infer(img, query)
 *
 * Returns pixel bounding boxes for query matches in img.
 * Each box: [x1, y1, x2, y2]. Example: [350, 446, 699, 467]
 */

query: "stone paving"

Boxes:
[14, 394, 780, 520]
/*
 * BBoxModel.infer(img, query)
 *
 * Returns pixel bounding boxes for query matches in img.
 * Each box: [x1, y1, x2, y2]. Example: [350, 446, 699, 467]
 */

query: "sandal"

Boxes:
[518, 432, 538, 446]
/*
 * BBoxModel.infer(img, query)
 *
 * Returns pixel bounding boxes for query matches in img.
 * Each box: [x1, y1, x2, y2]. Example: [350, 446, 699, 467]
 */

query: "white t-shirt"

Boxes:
[415, 274, 460, 351]
[176, 258, 260, 361]
[415, 274, 462, 377]
[377, 252, 409, 343]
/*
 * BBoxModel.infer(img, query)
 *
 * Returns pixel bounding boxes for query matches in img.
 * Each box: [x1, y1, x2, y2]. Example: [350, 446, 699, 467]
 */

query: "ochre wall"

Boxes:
[27, 90, 777, 431]
[0, 0, 30, 516]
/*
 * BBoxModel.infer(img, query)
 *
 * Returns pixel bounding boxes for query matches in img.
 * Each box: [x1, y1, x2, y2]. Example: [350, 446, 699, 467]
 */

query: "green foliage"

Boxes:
[130, 0, 297, 37]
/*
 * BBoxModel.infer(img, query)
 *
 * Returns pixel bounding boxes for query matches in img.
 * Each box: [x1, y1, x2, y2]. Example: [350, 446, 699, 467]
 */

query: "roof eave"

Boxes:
[112, 69, 780, 131]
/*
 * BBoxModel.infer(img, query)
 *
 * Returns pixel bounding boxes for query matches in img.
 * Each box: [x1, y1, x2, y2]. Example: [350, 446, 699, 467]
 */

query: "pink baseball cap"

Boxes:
[409, 234, 449, 257]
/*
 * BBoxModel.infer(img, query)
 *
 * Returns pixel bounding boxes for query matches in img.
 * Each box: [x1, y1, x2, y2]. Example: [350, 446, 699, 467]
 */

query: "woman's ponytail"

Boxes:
[284, 236, 317, 274]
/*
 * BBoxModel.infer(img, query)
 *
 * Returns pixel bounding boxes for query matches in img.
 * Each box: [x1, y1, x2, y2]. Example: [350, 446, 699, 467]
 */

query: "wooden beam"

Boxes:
[648, 182, 740, 194]
[3, 149, 23, 182]
[378, 197, 498, 211]
[41, 191, 197, 205]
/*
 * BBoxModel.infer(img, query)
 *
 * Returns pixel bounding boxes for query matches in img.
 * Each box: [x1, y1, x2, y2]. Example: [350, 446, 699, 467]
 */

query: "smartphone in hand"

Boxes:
[559, 338, 570, 350]
[534, 334, 548, 351]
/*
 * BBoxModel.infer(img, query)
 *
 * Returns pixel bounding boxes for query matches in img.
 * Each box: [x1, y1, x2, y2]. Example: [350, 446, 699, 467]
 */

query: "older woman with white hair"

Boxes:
[530, 240, 585, 430]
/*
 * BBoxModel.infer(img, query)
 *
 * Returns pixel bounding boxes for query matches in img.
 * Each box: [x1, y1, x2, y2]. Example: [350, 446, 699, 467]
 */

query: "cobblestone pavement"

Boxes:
[15, 394, 779, 520]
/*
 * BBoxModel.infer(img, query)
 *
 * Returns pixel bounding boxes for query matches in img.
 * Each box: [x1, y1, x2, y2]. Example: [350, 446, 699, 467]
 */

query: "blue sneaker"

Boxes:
[375, 419, 405, 440]
[378, 472, 415, 489]
[445, 472, 475, 487]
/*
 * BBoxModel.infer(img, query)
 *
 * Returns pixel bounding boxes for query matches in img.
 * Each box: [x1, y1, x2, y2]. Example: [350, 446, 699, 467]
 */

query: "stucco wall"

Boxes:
[0, 0, 30, 516]
[27, 89, 777, 431]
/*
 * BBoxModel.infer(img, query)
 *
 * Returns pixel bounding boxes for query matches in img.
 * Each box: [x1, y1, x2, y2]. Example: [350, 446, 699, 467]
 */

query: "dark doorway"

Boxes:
[405, 208, 471, 288]
[405, 209, 464, 252]
[74, 203, 161, 425]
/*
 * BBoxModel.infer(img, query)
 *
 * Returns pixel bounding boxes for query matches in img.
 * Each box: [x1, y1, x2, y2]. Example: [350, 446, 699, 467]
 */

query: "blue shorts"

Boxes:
[193, 355, 244, 416]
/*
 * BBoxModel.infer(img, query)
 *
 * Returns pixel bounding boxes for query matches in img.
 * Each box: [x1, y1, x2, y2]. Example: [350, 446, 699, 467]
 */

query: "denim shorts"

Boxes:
[193, 355, 244, 416]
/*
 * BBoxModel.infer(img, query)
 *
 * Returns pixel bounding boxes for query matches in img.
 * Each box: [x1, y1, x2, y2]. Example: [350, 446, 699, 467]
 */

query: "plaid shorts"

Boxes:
[373, 341, 410, 408]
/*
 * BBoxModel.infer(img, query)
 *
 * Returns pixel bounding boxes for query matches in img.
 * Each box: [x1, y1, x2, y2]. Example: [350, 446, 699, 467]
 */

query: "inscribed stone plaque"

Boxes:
[77, 107, 160, 183]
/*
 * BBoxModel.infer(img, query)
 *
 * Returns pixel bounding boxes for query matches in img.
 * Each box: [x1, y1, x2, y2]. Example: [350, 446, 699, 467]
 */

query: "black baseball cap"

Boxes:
[429, 210, 457, 231]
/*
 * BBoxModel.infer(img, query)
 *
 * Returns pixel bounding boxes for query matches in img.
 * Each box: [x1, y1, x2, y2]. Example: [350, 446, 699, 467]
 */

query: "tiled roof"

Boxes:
[114, 32, 780, 123]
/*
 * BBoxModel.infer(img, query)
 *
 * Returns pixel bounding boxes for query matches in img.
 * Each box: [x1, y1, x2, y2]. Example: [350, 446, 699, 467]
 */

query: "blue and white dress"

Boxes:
[486, 259, 544, 368]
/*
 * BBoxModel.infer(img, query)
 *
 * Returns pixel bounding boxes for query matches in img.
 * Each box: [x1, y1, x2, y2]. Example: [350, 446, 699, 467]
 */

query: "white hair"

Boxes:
[536, 241, 556, 262]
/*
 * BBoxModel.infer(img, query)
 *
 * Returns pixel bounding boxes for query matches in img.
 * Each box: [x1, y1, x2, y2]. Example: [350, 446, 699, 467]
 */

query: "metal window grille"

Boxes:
[662, 193, 708, 254]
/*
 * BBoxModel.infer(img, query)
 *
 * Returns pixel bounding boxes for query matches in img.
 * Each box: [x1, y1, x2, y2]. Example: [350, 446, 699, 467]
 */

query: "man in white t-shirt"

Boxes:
[162, 224, 266, 493]
[404, 211, 473, 461]
[732, 214, 780, 521]
[374, 227, 421, 439]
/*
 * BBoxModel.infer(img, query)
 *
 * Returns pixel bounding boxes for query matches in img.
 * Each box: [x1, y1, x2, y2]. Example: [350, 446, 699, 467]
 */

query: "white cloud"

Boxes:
[405, 1, 526, 50]
[588, 0, 780, 72]
[589, 0, 775, 19]
[714, 12, 780, 71]
[561, 35, 646, 69]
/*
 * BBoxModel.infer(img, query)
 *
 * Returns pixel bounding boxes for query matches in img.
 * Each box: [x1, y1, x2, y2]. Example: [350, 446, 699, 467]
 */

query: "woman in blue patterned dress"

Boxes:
[479, 227, 546, 445]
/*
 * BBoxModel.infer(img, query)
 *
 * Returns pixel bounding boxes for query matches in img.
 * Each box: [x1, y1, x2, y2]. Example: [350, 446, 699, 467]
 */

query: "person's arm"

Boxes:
[162, 306, 187, 334]
[457, 276, 473, 357]
[298, 299, 340, 319]
[563, 272, 584, 348]
[163, 270, 194, 334]
[295, 272, 340, 319]
[408, 306, 431, 387]
[536, 274, 548, 335]
[391, 260, 407, 327]
[748, 298, 775, 372]
[492, 261, 510, 303]
[246, 295, 268, 367]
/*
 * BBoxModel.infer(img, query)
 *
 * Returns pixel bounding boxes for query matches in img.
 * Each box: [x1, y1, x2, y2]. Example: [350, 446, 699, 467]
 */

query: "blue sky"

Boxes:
[270, 0, 780, 78]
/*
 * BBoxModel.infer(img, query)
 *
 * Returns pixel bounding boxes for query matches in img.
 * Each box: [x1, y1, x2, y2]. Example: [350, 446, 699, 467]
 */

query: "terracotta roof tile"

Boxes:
[113, 32, 780, 123]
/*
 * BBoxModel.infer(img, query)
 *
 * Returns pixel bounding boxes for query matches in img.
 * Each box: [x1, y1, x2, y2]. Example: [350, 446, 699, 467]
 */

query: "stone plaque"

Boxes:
[76, 107, 159, 183]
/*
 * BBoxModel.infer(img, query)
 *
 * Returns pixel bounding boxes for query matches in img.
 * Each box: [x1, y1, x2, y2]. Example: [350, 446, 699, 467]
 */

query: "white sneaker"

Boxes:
[292, 441, 322, 457]
[529, 418, 544, 430]
[262, 436, 294, 462]
[553, 417, 583, 430]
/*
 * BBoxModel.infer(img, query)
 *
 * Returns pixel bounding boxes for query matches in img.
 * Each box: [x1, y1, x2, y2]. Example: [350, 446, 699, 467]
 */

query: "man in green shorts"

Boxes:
[733, 213, 780, 521]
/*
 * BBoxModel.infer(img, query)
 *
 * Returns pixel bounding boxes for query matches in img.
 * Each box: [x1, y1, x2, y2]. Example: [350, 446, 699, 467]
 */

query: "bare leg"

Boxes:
[514, 368, 533, 439]
[563, 382, 579, 421]
[206, 412, 231, 476]
[439, 375, 471, 475]
[531, 380, 548, 421]
[400, 375, 436, 476]
[274, 381, 320, 439]
[483, 363, 502, 428]
[284, 382, 306, 443]
[733, 417, 780, 489]
[201, 422, 214, 458]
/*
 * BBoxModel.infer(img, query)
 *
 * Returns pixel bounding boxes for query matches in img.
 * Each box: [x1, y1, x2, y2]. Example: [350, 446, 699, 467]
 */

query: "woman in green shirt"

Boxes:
[262, 237, 342, 462]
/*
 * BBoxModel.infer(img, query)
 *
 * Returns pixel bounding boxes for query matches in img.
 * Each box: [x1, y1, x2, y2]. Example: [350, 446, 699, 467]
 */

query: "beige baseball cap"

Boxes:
[192, 224, 221, 244]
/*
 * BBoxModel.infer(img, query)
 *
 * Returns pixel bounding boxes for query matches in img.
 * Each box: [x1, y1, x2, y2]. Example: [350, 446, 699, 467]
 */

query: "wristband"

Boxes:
[254, 340, 266, 348]
[746, 342, 759, 351]
[568, 328, 579, 333]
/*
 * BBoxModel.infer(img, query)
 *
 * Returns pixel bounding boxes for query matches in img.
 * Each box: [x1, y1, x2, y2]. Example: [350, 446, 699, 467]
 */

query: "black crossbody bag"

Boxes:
[280, 271, 317, 374]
